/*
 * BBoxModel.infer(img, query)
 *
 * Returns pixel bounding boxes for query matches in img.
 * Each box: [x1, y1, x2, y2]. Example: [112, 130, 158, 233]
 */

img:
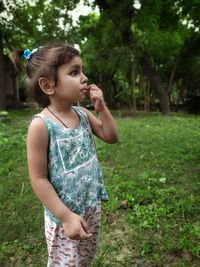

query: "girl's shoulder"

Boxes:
[27, 114, 48, 144]
[29, 113, 48, 130]
[30, 110, 56, 130]
[73, 105, 91, 124]
[28, 112, 54, 141]
[73, 105, 88, 117]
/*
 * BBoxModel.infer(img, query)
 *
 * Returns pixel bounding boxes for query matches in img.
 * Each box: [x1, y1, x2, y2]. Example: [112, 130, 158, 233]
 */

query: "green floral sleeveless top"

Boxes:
[33, 106, 108, 224]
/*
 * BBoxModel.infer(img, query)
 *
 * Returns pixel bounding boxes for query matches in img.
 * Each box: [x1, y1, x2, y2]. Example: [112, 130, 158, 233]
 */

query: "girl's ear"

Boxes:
[38, 77, 55, 95]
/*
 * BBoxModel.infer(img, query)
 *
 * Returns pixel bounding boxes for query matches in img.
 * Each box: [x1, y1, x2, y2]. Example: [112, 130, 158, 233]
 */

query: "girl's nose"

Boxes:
[82, 73, 88, 83]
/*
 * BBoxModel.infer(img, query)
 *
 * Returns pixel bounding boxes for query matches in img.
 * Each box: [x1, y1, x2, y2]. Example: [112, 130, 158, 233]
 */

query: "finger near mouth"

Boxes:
[81, 89, 87, 94]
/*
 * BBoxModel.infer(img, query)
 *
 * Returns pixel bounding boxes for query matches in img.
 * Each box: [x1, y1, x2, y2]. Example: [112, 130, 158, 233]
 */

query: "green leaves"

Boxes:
[1, 0, 80, 52]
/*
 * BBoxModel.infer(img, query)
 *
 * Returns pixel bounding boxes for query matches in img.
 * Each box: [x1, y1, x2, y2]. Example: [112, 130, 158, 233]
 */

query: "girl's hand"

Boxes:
[62, 212, 93, 240]
[88, 84, 106, 113]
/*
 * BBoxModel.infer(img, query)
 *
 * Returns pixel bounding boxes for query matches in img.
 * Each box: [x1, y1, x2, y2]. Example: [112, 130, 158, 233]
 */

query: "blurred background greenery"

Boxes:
[0, 0, 200, 115]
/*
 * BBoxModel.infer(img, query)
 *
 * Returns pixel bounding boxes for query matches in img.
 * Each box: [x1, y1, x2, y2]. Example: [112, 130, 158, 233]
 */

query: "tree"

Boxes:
[0, 0, 79, 109]
[92, 0, 194, 114]
[73, 12, 134, 109]
[73, 0, 200, 114]
[0, 2, 5, 108]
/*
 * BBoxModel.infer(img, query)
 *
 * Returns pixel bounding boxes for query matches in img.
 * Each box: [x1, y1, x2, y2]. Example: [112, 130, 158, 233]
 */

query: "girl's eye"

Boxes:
[70, 69, 78, 76]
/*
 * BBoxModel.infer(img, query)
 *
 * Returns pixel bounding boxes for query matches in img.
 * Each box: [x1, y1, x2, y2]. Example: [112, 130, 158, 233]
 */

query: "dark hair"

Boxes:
[10, 41, 80, 107]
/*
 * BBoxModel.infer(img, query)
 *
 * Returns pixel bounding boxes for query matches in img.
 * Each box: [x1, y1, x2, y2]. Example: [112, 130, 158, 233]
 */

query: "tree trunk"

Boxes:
[167, 57, 180, 94]
[139, 52, 171, 115]
[13, 74, 20, 108]
[145, 82, 150, 112]
[141, 77, 150, 112]
[0, 32, 5, 109]
[95, 0, 171, 115]
[130, 65, 136, 112]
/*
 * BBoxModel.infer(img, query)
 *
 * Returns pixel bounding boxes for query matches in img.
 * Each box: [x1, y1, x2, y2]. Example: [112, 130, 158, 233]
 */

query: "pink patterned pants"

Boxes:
[44, 205, 101, 267]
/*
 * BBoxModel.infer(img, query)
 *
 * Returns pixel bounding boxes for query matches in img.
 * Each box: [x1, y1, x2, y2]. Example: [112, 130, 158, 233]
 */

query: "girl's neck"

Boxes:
[45, 102, 80, 129]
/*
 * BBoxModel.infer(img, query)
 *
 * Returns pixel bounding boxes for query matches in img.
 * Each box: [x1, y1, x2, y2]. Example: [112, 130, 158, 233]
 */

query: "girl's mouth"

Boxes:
[81, 86, 89, 96]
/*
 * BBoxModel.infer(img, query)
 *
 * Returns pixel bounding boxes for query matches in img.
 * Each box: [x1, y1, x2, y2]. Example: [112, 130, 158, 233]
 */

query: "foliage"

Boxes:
[0, 110, 200, 266]
[74, 13, 131, 107]
[74, 0, 200, 113]
[0, 0, 200, 112]
[1, 1, 79, 50]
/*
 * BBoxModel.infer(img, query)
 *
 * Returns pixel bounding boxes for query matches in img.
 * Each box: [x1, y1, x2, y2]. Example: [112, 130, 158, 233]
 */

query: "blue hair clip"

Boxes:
[23, 49, 32, 61]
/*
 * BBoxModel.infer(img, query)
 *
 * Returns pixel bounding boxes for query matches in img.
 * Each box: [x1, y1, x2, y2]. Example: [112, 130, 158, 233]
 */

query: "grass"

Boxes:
[0, 109, 200, 266]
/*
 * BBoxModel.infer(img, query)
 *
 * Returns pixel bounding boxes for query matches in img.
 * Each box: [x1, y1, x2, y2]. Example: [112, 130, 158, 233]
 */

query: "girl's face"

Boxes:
[53, 56, 88, 103]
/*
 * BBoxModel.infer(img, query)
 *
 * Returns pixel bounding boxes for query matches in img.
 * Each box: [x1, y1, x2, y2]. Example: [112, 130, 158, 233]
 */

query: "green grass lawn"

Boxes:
[0, 109, 200, 266]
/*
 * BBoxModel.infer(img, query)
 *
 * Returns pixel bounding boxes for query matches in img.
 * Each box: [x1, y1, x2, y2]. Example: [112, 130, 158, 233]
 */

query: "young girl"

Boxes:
[10, 42, 118, 267]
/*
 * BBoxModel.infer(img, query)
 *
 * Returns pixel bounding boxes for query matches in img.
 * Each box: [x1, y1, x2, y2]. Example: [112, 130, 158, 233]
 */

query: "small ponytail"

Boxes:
[10, 49, 24, 73]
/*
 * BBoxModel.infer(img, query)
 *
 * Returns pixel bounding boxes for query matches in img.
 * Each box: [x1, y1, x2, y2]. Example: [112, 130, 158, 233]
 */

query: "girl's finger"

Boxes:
[88, 84, 97, 89]
[90, 91, 102, 98]
[90, 94, 99, 101]
[81, 219, 89, 233]
[79, 231, 93, 240]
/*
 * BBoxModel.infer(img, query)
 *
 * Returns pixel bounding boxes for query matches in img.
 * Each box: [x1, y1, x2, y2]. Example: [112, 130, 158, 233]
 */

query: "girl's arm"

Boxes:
[82, 84, 118, 143]
[27, 118, 92, 240]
